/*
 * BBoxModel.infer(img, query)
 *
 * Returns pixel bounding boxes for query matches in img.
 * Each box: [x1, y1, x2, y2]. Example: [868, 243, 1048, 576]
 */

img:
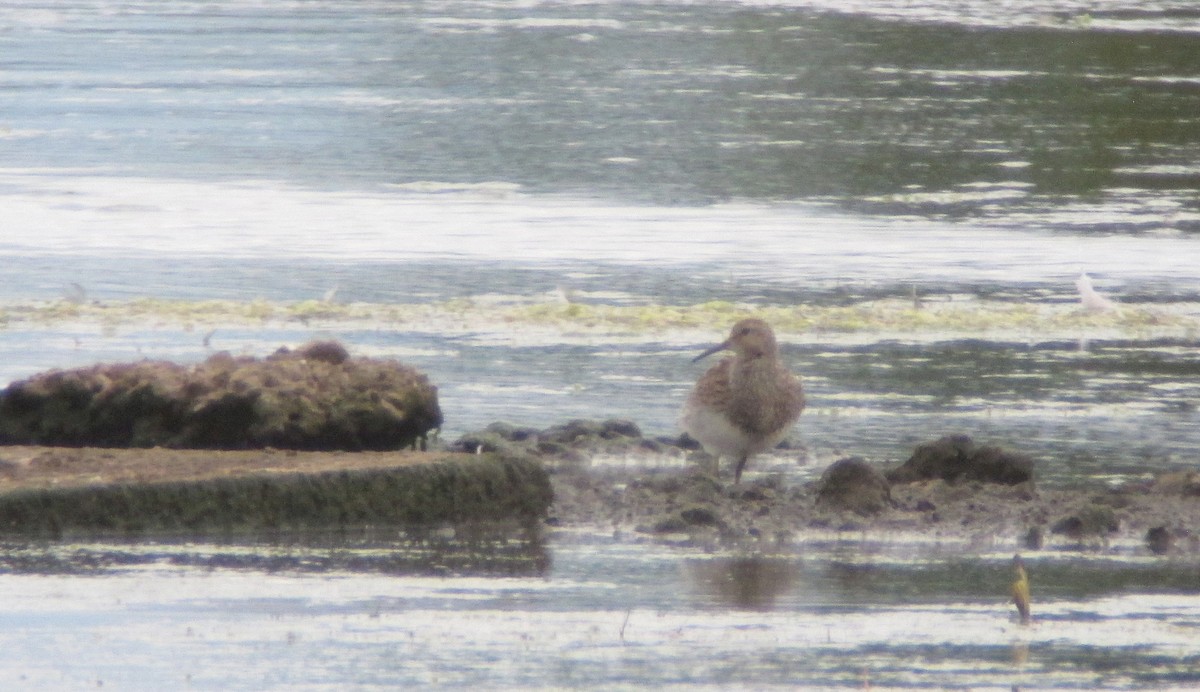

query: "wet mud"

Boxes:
[457, 419, 1200, 555]
[0, 412, 1192, 555]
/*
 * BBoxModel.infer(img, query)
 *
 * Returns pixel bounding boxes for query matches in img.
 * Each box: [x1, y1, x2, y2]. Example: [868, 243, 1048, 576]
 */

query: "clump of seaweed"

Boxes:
[0, 340, 442, 451]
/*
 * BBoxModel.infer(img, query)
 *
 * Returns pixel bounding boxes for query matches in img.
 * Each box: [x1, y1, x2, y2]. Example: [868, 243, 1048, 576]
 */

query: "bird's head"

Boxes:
[693, 318, 779, 363]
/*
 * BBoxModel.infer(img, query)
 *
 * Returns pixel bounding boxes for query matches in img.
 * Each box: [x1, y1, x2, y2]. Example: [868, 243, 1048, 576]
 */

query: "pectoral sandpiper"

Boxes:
[681, 318, 805, 484]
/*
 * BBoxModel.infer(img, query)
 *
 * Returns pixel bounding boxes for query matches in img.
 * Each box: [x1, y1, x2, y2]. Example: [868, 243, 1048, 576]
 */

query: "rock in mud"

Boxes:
[1145, 526, 1175, 554]
[1050, 503, 1119, 540]
[815, 457, 894, 516]
[679, 505, 721, 526]
[1023, 526, 1045, 550]
[886, 435, 1034, 486]
[0, 341, 442, 451]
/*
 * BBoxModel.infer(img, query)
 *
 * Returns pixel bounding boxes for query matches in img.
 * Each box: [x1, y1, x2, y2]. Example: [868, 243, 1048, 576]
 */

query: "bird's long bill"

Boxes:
[692, 340, 731, 363]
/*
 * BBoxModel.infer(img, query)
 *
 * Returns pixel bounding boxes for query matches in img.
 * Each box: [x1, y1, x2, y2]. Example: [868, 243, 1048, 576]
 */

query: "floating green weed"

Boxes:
[0, 297, 1194, 338]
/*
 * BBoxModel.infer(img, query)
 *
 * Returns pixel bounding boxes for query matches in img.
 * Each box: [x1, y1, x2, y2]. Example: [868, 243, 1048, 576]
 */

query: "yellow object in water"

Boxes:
[1011, 555, 1031, 625]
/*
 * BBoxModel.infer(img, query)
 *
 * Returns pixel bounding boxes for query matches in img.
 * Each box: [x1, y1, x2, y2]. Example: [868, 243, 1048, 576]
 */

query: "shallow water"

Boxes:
[0, 531, 1196, 689]
[2, 0, 1200, 687]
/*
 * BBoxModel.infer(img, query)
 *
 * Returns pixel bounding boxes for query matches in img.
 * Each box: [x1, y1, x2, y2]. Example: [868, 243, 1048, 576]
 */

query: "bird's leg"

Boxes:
[693, 452, 720, 477]
[734, 455, 748, 484]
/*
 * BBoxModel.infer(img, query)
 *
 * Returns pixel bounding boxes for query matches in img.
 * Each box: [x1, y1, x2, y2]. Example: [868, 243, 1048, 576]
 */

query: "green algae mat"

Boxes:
[0, 447, 550, 536]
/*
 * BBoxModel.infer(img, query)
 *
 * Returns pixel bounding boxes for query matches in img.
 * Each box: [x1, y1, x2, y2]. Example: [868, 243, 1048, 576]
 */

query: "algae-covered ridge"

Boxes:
[0, 449, 553, 537]
[3, 296, 1198, 342]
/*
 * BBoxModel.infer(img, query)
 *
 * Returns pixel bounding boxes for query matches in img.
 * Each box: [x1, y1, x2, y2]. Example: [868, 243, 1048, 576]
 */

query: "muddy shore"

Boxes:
[551, 463, 1200, 554]
[0, 418, 1194, 554]
[455, 419, 1200, 555]
[0, 342, 1194, 551]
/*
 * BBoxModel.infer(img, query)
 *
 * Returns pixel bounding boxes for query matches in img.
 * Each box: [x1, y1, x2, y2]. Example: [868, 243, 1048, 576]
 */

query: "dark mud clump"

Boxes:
[815, 457, 894, 516]
[886, 434, 1034, 486]
[0, 341, 442, 451]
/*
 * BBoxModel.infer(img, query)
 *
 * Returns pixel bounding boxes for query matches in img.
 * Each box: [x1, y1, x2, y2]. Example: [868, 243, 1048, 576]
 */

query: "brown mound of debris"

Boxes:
[0, 341, 441, 451]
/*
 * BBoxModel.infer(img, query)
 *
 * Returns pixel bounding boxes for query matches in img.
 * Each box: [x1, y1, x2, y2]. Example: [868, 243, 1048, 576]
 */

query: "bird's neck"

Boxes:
[730, 354, 783, 392]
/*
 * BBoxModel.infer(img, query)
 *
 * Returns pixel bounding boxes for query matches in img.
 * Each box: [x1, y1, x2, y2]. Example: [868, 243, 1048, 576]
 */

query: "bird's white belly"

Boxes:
[682, 405, 785, 460]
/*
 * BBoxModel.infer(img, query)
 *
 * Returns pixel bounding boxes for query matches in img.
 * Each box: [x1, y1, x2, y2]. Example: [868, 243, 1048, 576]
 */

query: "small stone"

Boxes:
[649, 515, 690, 533]
[1051, 504, 1118, 539]
[600, 418, 642, 439]
[541, 419, 603, 445]
[485, 421, 540, 442]
[679, 506, 720, 526]
[535, 440, 570, 457]
[1023, 526, 1044, 550]
[1145, 526, 1173, 555]
[638, 438, 666, 453]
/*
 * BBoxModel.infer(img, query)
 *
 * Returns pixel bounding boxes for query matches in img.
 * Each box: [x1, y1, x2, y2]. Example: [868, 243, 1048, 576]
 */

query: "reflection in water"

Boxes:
[1011, 555, 1032, 626]
[685, 556, 799, 610]
[0, 521, 550, 578]
[1011, 639, 1030, 668]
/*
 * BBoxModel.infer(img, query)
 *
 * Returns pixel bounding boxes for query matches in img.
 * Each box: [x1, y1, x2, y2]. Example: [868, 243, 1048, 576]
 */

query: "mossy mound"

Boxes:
[0, 450, 549, 537]
[885, 434, 1034, 486]
[0, 341, 442, 451]
[815, 457, 895, 516]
